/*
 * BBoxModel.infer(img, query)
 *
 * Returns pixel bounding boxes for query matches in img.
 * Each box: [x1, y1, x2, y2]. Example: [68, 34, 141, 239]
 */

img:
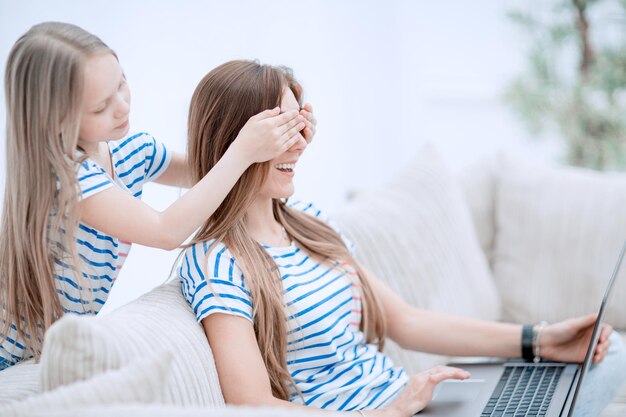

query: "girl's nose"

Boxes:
[114, 93, 130, 118]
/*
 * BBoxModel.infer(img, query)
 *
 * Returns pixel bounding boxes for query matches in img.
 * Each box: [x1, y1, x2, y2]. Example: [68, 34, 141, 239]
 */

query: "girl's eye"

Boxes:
[94, 107, 106, 114]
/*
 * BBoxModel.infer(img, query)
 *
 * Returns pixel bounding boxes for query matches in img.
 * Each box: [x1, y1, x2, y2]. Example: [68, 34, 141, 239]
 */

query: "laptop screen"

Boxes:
[567, 241, 626, 417]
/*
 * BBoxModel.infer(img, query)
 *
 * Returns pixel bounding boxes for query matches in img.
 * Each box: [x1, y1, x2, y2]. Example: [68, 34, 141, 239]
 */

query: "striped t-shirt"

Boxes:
[0, 132, 171, 371]
[178, 201, 408, 411]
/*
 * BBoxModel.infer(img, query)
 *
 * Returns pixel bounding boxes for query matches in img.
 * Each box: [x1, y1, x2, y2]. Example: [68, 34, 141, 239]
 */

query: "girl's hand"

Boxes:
[232, 107, 305, 165]
[540, 314, 612, 364]
[385, 366, 470, 417]
[299, 103, 317, 143]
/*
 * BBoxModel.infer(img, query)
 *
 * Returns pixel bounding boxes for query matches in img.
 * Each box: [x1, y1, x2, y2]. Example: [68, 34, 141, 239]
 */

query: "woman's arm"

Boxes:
[365, 266, 522, 358]
[202, 313, 364, 414]
[202, 313, 468, 417]
[365, 265, 612, 362]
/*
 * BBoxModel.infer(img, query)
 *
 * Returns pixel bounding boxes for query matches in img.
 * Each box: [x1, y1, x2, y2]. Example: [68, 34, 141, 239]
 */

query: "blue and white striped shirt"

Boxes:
[0, 132, 171, 371]
[178, 201, 408, 411]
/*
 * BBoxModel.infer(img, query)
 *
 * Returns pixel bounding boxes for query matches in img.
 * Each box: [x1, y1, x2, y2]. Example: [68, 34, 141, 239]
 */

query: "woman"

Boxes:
[178, 60, 626, 417]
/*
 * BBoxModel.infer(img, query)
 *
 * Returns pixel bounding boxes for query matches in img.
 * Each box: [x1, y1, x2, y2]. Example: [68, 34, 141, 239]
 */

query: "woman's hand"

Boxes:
[300, 103, 317, 143]
[540, 314, 612, 364]
[384, 366, 470, 417]
[231, 107, 305, 165]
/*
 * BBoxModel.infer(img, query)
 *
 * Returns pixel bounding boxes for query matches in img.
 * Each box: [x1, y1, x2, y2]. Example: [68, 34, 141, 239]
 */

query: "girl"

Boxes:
[178, 60, 626, 417]
[0, 22, 316, 370]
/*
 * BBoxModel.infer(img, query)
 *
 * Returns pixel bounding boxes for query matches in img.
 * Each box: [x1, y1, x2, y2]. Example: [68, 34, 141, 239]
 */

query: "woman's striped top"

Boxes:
[178, 201, 408, 411]
[0, 132, 171, 371]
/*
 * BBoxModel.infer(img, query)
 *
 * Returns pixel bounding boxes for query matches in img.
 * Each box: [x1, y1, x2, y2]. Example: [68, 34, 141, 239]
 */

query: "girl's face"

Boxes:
[78, 53, 131, 149]
[258, 87, 307, 200]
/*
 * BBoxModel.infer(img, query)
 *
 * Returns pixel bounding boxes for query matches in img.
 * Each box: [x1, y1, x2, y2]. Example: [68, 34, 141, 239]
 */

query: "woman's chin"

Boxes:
[273, 188, 295, 200]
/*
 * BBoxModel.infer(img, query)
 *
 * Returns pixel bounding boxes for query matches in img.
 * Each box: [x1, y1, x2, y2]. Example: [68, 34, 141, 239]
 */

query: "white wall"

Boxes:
[0, 0, 563, 312]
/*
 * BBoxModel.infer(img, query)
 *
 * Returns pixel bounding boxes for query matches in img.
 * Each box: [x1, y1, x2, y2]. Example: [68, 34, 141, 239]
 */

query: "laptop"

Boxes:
[421, 241, 625, 417]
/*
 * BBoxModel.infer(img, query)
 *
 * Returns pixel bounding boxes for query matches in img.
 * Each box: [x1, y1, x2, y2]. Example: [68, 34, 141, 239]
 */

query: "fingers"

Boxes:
[249, 106, 281, 121]
[600, 324, 613, 342]
[586, 322, 611, 362]
[391, 367, 471, 416]
[593, 340, 609, 363]
[593, 327, 612, 363]
[578, 313, 599, 327]
[300, 104, 316, 125]
[272, 110, 300, 127]
[281, 122, 304, 144]
[302, 127, 313, 142]
[301, 120, 315, 143]
[280, 133, 305, 152]
[566, 313, 598, 333]
[277, 113, 305, 136]
[424, 366, 471, 384]
[300, 103, 317, 143]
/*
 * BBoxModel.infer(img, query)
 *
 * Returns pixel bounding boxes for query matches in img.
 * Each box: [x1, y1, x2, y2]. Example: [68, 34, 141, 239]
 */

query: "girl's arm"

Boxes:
[152, 152, 193, 188]
[79, 109, 304, 250]
[201, 313, 467, 417]
[153, 104, 318, 189]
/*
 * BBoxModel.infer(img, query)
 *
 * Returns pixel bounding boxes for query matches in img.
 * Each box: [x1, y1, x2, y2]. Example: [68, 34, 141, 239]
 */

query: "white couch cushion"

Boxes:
[0, 350, 170, 417]
[332, 145, 501, 374]
[10, 404, 336, 417]
[0, 359, 39, 405]
[457, 155, 498, 263]
[39, 281, 224, 406]
[492, 153, 626, 329]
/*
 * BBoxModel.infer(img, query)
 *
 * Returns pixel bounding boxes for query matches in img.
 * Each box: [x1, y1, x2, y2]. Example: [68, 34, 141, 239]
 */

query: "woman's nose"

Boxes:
[289, 133, 308, 153]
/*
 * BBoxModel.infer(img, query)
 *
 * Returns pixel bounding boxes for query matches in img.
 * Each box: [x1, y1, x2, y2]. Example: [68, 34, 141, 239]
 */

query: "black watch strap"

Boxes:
[521, 324, 534, 362]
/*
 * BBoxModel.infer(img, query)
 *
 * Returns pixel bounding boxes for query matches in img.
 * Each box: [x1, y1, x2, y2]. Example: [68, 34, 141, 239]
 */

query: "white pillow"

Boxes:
[492, 153, 626, 329]
[39, 281, 224, 406]
[0, 359, 40, 405]
[0, 350, 171, 417]
[332, 145, 501, 374]
[457, 155, 498, 264]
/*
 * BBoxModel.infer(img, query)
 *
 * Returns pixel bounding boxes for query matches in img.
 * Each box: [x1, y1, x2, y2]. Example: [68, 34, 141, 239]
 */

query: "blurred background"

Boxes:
[1, 0, 624, 312]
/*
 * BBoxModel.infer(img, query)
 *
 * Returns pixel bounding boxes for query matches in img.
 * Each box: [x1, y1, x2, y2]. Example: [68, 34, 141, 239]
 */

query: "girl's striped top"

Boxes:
[0, 132, 171, 371]
[178, 201, 408, 411]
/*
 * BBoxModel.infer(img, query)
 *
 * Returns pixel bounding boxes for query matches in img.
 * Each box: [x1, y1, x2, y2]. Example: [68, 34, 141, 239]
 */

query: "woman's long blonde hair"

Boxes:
[0, 22, 114, 359]
[186, 60, 387, 400]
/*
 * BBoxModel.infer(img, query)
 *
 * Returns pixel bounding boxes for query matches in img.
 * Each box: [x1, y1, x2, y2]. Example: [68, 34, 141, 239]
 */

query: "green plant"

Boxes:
[505, 0, 626, 170]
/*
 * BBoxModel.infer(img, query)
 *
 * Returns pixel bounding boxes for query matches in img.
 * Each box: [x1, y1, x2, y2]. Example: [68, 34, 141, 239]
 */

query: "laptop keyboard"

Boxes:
[481, 365, 563, 417]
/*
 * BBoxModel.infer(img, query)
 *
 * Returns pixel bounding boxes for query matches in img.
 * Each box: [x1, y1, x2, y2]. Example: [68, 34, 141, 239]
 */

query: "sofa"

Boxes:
[1, 145, 625, 416]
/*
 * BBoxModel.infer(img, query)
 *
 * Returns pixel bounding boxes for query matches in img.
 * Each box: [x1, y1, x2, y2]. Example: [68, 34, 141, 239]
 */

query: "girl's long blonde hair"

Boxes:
[186, 60, 387, 400]
[1, 22, 114, 358]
